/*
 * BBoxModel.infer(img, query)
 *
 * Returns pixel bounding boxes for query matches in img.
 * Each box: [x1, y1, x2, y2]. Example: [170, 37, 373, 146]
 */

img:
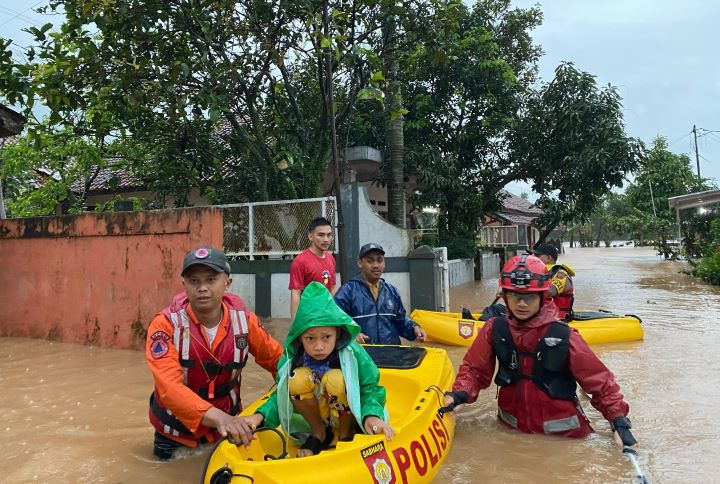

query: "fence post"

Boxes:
[248, 204, 254, 261]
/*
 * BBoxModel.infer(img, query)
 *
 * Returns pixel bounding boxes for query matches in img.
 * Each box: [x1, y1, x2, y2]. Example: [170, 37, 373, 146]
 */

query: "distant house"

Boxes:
[0, 105, 27, 219]
[67, 145, 409, 221]
[480, 190, 542, 252]
[0, 104, 26, 138]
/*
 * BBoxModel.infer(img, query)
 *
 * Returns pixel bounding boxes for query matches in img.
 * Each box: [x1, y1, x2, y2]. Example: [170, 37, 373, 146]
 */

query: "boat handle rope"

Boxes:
[623, 446, 649, 483]
[254, 426, 288, 461]
[425, 385, 455, 416]
[226, 425, 288, 461]
[209, 465, 253, 484]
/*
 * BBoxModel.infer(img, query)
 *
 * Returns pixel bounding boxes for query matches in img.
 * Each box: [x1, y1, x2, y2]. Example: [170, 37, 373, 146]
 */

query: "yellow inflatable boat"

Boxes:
[411, 309, 644, 347]
[201, 345, 456, 484]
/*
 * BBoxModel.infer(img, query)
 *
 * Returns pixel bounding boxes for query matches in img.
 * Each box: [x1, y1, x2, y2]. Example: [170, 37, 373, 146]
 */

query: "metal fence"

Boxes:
[479, 225, 519, 247]
[221, 197, 337, 259]
[448, 258, 474, 287]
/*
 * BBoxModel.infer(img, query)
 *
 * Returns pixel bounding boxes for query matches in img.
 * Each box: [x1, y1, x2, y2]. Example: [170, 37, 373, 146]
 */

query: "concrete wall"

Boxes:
[0, 208, 224, 349]
[340, 183, 411, 283]
[448, 258, 475, 287]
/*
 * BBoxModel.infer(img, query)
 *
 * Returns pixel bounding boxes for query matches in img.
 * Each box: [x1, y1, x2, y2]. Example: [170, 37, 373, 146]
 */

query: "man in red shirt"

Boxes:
[289, 217, 337, 320]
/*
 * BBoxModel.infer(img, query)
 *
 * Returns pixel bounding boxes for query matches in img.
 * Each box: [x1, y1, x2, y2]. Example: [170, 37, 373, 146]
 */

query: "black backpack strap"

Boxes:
[492, 317, 521, 387]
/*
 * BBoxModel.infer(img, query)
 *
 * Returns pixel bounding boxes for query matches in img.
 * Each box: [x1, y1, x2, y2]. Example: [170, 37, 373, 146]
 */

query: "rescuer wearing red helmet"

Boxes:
[442, 255, 638, 447]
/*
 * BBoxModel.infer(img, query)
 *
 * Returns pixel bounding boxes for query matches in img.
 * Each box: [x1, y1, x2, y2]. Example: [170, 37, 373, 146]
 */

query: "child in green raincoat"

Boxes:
[243, 282, 393, 457]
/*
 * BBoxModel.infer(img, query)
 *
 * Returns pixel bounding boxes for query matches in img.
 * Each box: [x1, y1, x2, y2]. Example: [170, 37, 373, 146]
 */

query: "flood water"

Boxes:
[1, 247, 719, 483]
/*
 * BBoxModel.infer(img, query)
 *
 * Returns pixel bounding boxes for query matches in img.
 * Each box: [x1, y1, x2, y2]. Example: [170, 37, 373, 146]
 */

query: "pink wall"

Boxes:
[0, 207, 224, 349]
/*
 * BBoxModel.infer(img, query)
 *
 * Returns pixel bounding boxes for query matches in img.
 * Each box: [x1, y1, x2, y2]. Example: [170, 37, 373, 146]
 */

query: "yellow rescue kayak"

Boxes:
[411, 309, 644, 347]
[201, 345, 456, 484]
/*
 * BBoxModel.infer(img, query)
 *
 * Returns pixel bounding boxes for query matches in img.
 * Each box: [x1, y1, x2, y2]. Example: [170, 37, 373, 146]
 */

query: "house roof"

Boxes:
[69, 157, 144, 193]
[498, 190, 542, 215]
[486, 190, 543, 226]
[494, 212, 538, 225]
[0, 104, 26, 138]
[668, 188, 720, 211]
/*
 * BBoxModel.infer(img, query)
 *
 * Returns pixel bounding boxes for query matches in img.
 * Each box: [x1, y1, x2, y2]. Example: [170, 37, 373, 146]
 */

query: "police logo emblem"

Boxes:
[458, 321, 474, 339]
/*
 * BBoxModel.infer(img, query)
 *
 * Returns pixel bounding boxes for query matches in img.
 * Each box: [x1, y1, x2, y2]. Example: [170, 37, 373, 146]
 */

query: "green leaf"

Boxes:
[209, 105, 221, 122]
[320, 38, 331, 48]
[370, 70, 385, 82]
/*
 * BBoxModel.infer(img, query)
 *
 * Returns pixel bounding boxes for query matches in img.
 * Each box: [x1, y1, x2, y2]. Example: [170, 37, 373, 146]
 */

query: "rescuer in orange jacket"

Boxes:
[442, 255, 638, 446]
[145, 246, 282, 459]
[534, 243, 575, 320]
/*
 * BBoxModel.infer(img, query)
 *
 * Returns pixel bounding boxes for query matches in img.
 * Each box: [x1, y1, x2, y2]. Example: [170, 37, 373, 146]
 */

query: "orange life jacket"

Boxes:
[149, 293, 250, 442]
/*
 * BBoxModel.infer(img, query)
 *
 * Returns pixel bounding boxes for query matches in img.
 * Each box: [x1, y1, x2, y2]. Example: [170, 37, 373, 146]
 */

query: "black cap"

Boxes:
[533, 243, 558, 260]
[358, 243, 385, 259]
[181, 246, 231, 276]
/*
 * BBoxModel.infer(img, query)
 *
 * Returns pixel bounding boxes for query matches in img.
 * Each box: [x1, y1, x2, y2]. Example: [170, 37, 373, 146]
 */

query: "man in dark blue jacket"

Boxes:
[334, 243, 427, 345]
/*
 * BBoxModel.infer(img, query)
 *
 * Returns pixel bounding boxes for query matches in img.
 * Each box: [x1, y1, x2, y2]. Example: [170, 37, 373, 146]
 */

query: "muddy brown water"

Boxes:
[1, 247, 718, 483]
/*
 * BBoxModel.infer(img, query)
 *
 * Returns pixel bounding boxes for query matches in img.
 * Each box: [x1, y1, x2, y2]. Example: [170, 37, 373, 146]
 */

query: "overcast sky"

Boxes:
[3, 0, 720, 193]
[506, 0, 720, 196]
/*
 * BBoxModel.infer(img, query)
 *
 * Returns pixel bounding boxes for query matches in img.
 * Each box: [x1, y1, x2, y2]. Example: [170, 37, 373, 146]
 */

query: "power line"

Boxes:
[668, 131, 691, 147]
[0, 6, 36, 24]
[0, 0, 47, 28]
[704, 133, 720, 144]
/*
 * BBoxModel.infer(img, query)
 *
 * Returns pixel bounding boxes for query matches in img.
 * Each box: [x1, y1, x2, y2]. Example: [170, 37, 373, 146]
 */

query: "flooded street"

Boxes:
[2, 247, 719, 483]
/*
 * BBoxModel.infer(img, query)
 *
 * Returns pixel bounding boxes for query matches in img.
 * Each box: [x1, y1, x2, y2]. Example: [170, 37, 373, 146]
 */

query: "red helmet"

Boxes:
[499, 255, 551, 293]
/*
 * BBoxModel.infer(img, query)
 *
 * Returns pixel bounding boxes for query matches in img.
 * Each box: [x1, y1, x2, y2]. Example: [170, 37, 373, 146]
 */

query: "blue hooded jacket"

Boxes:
[334, 276, 417, 345]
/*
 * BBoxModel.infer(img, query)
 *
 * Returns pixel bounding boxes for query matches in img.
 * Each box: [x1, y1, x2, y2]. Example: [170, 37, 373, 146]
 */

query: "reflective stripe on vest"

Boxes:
[169, 309, 191, 384]
[228, 309, 250, 407]
[543, 415, 580, 434]
[498, 408, 518, 428]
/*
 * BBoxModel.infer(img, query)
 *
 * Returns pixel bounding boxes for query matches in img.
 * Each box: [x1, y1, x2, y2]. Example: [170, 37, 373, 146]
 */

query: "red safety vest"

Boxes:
[149, 293, 250, 442]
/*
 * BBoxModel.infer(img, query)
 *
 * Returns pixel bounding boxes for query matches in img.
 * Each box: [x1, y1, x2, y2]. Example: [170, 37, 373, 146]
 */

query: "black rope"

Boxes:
[253, 426, 288, 461]
[425, 385, 446, 408]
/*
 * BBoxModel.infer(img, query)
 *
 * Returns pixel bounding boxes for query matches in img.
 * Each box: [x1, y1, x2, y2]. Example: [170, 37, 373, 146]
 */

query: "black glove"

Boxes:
[612, 416, 637, 446]
[439, 391, 469, 415]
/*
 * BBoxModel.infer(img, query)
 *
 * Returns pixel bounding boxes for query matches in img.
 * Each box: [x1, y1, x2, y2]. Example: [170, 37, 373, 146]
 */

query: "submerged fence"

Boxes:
[221, 196, 337, 259]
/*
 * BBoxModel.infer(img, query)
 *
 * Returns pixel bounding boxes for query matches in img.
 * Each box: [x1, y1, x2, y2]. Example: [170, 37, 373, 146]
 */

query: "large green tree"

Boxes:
[0, 0, 390, 207]
[402, 0, 543, 255]
[517, 63, 645, 242]
[624, 136, 713, 257]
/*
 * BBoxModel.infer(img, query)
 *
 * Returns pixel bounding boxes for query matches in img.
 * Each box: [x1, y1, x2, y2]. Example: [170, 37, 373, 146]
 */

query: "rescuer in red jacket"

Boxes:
[442, 255, 637, 446]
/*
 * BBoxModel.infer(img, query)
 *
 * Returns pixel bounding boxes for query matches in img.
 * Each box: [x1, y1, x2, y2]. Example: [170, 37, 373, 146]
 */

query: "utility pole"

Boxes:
[692, 124, 701, 177]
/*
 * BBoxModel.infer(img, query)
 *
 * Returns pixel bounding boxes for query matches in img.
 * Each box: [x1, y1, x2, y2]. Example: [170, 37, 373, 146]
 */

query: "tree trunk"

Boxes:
[0, 176, 6, 219]
[382, 8, 405, 227]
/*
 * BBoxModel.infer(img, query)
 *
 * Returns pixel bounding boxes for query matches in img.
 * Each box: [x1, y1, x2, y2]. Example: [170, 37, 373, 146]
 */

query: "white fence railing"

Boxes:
[479, 225, 519, 247]
[220, 197, 337, 259]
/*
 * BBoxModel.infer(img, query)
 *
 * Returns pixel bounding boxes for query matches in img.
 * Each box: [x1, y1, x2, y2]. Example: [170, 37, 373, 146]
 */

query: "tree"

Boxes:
[401, 0, 543, 256]
[0, 0, 390, 208]
[624, 136, 713, 258]
[381, 3, 406, 226]
[517, 63, 644, 242]
[0, 124, 106, 216]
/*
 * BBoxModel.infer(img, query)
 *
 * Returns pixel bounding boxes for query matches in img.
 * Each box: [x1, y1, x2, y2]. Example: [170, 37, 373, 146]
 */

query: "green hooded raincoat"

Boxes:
[256, 282, 387, 436]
